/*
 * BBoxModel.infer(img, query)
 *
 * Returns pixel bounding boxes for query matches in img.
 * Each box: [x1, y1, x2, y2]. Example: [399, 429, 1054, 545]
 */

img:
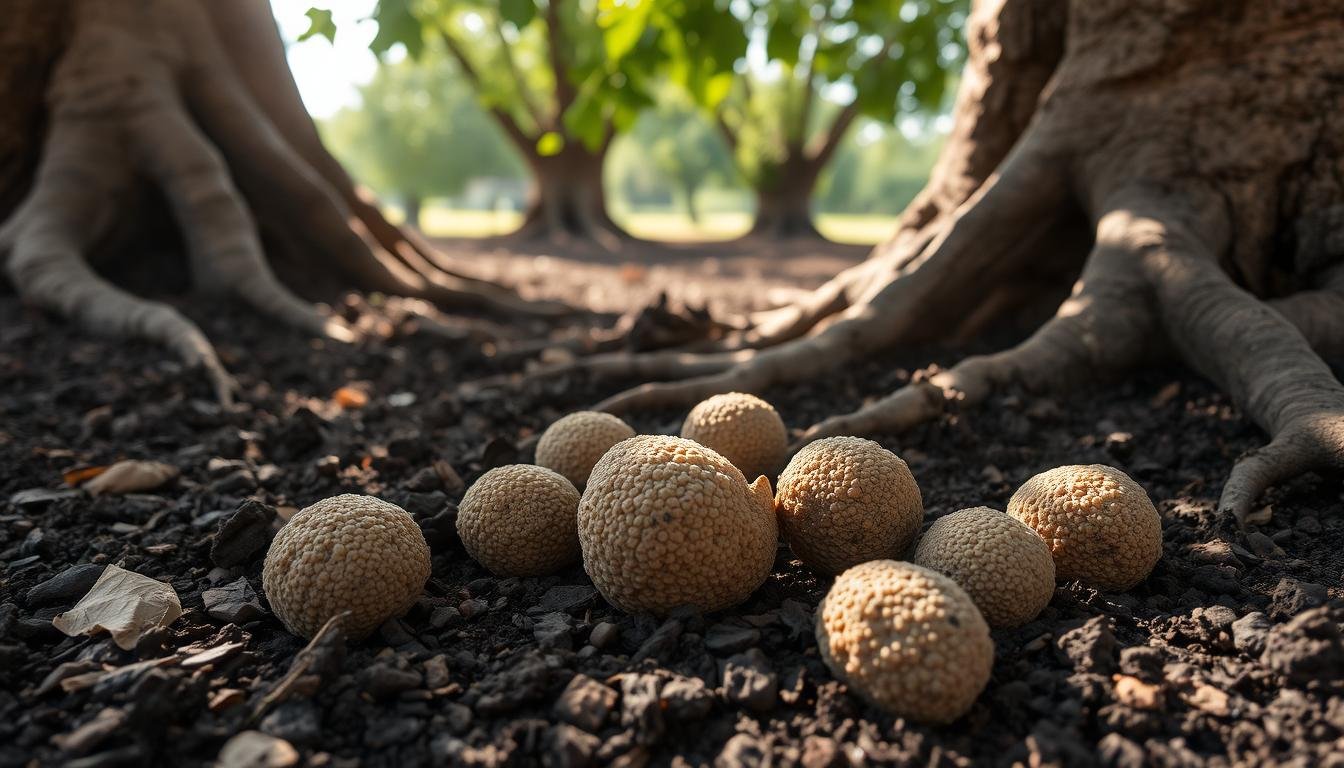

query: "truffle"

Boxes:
[775, 437, 923, 574]
[262, 494, 430, 640]
[1008, 464, 1162, 591]
[535, 411, 636, 488]
[816, 560, 993, 723]
[680, 393, 787, 479]
[457, 464, 581, 577]
[912, 506, 1055, 628]
[577, 435, 777, 615]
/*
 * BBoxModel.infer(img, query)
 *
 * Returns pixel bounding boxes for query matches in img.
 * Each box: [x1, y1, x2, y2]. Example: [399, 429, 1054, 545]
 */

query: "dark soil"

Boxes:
[1, 246, 1342, 768]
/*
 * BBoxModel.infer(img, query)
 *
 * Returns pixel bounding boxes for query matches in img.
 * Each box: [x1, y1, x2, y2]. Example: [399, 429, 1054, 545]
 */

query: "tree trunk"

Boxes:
[749, 172, 821, 240]
[514, 143, 623, 248]
[0, 0, 573, 404]
[679, 180, 701, 225]
[403, 195, 423, 231]
[556, 0, 1344, 525]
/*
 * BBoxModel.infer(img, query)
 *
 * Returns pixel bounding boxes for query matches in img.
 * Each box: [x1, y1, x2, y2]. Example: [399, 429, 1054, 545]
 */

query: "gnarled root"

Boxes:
[0, 0, 571, 403]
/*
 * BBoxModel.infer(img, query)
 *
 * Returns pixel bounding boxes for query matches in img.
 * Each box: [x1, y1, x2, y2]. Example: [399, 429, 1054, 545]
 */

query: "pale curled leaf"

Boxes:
[52, 565, 182, 650]
[82, 460, 178, 496]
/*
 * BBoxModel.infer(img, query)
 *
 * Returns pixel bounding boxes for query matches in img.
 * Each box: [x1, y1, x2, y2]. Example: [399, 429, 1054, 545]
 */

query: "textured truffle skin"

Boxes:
[262, 494, 430, 640]
[1008, 464, 1162, 591]
[535, 411, 636, 488]
[816, 560, 993, 723]
[679, 393, 787, 479]
[457, 465, 581, 577]
[912, 507, 1056, 628]
[775, 437, 923, 575]
[577, 435, 777, 615]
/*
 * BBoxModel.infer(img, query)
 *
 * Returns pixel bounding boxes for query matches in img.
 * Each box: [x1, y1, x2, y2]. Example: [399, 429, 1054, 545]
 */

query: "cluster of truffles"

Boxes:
[259, 393, 1165, 726]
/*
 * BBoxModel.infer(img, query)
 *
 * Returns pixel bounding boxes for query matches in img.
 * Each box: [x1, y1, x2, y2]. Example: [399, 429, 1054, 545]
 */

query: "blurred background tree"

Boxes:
[322, 54, 524, 229]
[290, 0, 967, 245]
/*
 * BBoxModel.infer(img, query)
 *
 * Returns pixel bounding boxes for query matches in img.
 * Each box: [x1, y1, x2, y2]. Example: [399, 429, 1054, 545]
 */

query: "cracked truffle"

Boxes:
[1008, 464, 1162, 591]
[680, 392, 787, 479]
[535, 411, 636, 488]
[578, 435, 777, 615]
[816, 560, 993, 723]
[775, 437, 923, 574]
[457, 464, 581, 577]
[262, 494, 430, 640]
[912, 506, 1055, 628]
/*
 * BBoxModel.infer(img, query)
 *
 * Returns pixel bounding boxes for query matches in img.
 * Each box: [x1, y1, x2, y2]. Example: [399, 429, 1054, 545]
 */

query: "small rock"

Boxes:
[631, 617, 682, 663]
[547, 723, 601, 768]
[362, 665, 422, 699]
[589, 622, 619, 649]
[620, 674, 665, 745]
[364, 716, 424, 748]
[443, 702, 473, 734]
[211, 500, 277, 568]
[26, 564, 105, 607]
[1262, 607, 1344, 686]
[1118, 646, 1164, 682]
[1269, 578, 1328, 620]
[529, 585, 598, 615]
[800, 735, 842, 768]
[661, 676, 713, 721]
[721, 648, 777, 712]
[552, 674, 617, 732]
[704, 623, 760, 655]
[716, 733, 768, 767]
[423, 655, 451, 689]
[430, 606, 462, 630]
[202, 578, 266, 624]
[534, 612, 574, 650]
[259, 701, 322, 746]
[459, 598, 488, 619]
[217, 731, 299, 768]
[1244, 531, 1285, 559]
[209, 469, 257, 495]
[1231, 612, 1272, 656]
[1057, 617, 1117, 675]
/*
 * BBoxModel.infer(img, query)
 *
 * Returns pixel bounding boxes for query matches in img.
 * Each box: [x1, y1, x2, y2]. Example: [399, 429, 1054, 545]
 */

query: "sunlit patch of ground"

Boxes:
[399, 206, 900, 245]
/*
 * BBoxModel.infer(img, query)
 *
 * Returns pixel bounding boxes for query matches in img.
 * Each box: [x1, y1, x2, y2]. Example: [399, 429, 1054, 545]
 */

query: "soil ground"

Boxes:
[1, 239, 1341, 768]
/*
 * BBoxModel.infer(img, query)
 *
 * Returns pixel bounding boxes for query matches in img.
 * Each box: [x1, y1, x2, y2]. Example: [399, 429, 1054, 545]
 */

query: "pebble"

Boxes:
[632, 618, 682, 663]
[201, 578, 266, 625]
[660, 675, 713, 721]
[429, 606, 462, 629]
[704, 623, 760, 655]
[1231, 612, 1272, 656]
[217, 731, 298, 768]
[721, 648, 777, 712]
[361, 665, 423, 699]
[210, 501, 276, 568]
[552, 674, 617, 732]
[25, 564, 105, 607]
[459, 599, 489, 620]
[589, 622, 620, 649]
[547, 724, 600, 767]
[533, 612, 574, 650]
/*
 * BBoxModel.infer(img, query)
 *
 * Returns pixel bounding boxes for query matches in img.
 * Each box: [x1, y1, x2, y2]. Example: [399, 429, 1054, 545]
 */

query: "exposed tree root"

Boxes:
[0, 0, 572, 402]
[568, 0, 1344, 524]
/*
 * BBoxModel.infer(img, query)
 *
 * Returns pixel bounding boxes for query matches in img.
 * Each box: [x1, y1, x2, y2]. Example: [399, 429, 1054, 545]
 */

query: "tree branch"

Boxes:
[491, 16, 549, 133]
[437, 25, 536, 154]
[543, 0, 577, 117]
[806, 101, 859, 169]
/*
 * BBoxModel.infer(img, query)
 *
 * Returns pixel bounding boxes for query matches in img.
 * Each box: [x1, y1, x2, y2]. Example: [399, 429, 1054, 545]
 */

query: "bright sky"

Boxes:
[271, 0, 381, 118]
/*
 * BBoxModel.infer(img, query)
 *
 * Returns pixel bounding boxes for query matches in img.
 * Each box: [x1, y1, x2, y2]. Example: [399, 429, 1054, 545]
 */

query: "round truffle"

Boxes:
[1007, 464, 1162, 591]
[457, 464, 581, 577]
[535, 411, 636, 488]
[577, 435, 777, 615]
[262, 494, 430, 640]
[912, 507, 1056, 628]
[816, 560, 993, 723]
[775, 437, 923, 575]
[679, 392, 787, 479]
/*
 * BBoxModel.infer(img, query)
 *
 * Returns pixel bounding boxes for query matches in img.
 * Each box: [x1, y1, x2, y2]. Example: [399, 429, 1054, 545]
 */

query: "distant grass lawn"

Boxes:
[411, 206, 898, 246]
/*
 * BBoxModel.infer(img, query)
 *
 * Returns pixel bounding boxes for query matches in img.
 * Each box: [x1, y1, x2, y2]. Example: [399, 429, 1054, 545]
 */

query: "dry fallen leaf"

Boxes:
[52, 565, 182, 650]
[63, 465, 109, 486]
[82, 460, 178, 496]
[332, 386, 368, 409]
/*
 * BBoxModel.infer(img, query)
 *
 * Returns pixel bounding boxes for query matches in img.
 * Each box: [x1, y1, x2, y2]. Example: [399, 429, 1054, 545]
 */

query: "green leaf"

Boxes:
[369, 0, 424, 59]
[536, 131, 565, 156]
[602, 2, 652, 63]
[299, 7, 337, 44]
[499, 0, 537, 29]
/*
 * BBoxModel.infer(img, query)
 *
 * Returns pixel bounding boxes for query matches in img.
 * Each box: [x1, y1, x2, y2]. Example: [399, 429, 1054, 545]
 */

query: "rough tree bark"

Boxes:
[0, 0, 572, 404]
[541, 0, 1344, 524]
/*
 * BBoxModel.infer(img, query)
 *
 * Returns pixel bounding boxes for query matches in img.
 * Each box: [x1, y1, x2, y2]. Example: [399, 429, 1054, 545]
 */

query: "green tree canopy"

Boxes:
[320, 52, 524, 225]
